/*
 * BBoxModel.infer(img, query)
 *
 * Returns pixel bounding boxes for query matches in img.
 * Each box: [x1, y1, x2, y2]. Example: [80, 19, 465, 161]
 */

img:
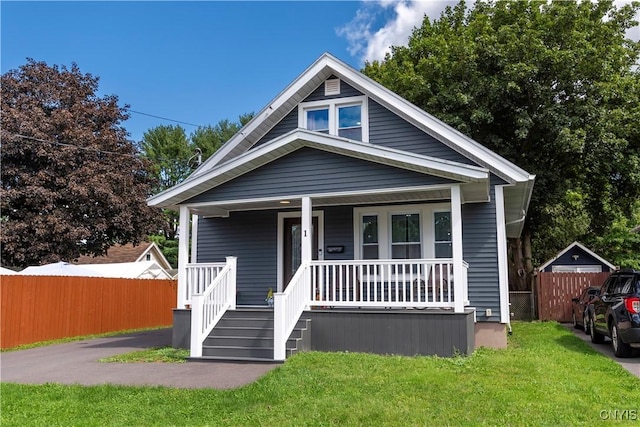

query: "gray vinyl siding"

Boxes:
[368, 100, 475, 165]
[303, 77, 363, 102]
[186, 147, 456, 204]
[323, 206, 354, 261]
[461, 175, 505, 321]
[196, 210, 278, 305]
[254, 108, 298, 148]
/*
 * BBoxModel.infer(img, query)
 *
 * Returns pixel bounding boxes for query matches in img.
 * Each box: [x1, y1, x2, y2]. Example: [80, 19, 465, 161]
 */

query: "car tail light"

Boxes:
[624, 297, 640, 314]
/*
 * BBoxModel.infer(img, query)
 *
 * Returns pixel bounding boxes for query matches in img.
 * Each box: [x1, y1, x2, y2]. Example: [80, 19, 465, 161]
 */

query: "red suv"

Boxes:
[589, 269, 640, 357]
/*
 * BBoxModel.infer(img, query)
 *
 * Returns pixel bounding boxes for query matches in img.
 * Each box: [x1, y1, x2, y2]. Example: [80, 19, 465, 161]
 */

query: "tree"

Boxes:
[363, 0, 640, 288]
[140, 114, 253, 261]
[139, 125, 194, 241]
[1, 60, 162, 267]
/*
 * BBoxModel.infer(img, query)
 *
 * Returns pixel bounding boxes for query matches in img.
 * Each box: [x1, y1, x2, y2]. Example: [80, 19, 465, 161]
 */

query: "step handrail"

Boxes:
[273, 261, 309, 361]
[190, 257, 237, 358]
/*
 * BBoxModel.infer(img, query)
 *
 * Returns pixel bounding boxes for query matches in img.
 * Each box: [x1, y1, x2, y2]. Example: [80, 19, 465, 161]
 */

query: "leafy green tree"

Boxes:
[140, 125, 194, 240]
[363, 0, 640, 288]
[1, 60, 162, 267]
[141, 114, 253, 261]
[191, 113, 254, 159]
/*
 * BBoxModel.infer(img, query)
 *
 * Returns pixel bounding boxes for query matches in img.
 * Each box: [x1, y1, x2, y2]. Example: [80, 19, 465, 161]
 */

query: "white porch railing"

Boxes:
[273, 261, 310, 361]
[184, 262, 226, 307]
[190, 257, 237, 358]
[310, 259, 468, 309]
[273, 258, 468, 360]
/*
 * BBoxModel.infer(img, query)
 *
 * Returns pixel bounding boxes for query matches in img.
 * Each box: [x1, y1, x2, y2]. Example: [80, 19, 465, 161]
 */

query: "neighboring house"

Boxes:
[19, 261, 172, 279]
[148, 53, 535, 361]
[538, 242, 616, 273]
[75, 242, 173, 271]
[0, 266, 19, 275]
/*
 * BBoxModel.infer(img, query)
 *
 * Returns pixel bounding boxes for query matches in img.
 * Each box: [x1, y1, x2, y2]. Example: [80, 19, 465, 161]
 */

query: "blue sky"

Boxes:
[2, 1, 637, 143]
[1, 1, 456, 142]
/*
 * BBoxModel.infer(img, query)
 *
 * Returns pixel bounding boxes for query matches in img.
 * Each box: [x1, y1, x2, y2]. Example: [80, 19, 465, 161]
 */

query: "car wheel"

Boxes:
[583, 313, 591, 334]
[590, 317, 605, 343]
[572, 311, 578, 329]
[611, 323, 632, 358]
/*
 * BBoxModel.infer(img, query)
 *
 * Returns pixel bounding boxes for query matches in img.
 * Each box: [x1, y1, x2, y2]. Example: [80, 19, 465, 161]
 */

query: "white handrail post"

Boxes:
[190, 293, 203, 358]
[273, 293, 286, 361]
[451, 185, 465, 313]
[226, 256, 237, 310]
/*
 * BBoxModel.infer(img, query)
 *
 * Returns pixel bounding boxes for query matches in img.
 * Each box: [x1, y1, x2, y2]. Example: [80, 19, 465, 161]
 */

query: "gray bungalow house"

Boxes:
[148, 53, 535, 361]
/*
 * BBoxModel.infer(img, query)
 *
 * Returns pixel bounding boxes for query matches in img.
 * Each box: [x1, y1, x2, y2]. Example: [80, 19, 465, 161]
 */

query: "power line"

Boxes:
[8, 133, 203, 166]
[128, 110, 204, 128]
[10, 134, 140, 159]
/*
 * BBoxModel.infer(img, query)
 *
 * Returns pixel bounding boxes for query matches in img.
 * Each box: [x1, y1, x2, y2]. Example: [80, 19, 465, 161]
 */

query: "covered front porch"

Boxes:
[174, 184, 474, 361]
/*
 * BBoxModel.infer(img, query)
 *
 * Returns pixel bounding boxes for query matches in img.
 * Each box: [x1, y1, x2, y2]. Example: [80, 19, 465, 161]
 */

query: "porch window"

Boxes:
[354, 203, 452, 260]
[361, 215, 379, 259]
[391, 214, 421, 259]
[434, 212, 452, 258]
[299, 95, 368, 142]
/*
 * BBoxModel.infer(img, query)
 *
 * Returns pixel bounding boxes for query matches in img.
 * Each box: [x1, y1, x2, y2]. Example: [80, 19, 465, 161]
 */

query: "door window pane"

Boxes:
[362, 215, 378, 259]
[391, 214, 421, 259]
[434, 212, 452, 258]
[306, 109, 329, 133]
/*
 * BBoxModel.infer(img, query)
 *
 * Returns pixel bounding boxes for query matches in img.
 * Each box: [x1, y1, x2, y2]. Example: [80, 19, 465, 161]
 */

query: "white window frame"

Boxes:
[354, 203, 451, 259]
[299, 95, 369, 142]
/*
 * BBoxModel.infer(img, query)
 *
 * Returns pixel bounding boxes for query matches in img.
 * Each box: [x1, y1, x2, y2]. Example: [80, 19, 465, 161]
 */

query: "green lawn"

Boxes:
[2, 322, 639, 426]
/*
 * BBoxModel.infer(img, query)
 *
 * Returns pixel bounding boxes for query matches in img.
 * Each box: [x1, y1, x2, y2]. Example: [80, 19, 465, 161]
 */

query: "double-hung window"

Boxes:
[299, 95, 368, 142]
[391, 213, 421, 259]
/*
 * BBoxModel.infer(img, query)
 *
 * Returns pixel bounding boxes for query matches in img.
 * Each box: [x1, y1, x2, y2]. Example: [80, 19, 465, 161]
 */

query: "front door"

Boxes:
[283, 216, 319, 289]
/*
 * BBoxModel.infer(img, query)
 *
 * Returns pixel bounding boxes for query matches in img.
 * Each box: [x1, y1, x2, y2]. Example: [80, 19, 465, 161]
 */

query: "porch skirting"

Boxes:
[172, 307, 475, 357]
[306, 309, 475, 357]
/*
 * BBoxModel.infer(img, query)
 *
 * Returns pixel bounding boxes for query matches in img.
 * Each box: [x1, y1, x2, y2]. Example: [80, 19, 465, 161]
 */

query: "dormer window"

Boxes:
[299, 95, 368, 142]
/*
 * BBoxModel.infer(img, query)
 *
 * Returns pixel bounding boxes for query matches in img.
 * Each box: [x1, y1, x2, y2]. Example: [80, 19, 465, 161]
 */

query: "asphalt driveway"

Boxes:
[565, 324, 640, 378]
[0, 328, 280, 389]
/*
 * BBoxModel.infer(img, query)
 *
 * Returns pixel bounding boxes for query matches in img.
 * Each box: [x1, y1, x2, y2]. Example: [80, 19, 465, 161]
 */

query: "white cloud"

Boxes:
[337, 1, 456, 64]
[339, 0, 639, 65]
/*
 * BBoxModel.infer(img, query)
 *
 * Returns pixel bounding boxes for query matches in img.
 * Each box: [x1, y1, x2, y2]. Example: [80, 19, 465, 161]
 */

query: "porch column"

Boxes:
[177, 205, 190, 309]
[301, 197, 312, 262]
[451, 185, 465, 313]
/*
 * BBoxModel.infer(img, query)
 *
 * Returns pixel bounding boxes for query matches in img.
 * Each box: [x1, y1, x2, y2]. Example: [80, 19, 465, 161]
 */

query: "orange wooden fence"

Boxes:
[536, 272, 610, 322]
[0, 275, 177, 349]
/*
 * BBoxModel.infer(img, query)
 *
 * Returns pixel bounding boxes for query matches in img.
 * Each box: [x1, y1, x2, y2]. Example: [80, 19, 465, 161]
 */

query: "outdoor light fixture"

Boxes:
[279, 200, 290, 204]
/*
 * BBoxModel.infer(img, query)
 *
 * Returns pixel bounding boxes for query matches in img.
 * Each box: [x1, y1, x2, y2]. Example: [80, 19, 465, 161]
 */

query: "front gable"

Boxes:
[148, 53, 534, 236]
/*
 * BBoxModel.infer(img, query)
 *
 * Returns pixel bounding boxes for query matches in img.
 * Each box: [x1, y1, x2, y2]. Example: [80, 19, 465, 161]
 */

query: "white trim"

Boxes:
[299, 95, 369, 142]
[538, 241, 616, 272]
[276, 209, 325, 292]
[495, 185, 511, 324]
[353, 202, 451, 260]
[190, 214, 198, 266]
[451, 185, 464, 313]
[177, 206, 190, 309]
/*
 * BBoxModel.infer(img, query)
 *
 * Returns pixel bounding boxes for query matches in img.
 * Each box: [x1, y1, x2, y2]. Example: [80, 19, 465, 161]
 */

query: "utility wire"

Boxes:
[128, 110, 204, 128]
[10, 134, 140, 159]
[8, 133, 201, 166]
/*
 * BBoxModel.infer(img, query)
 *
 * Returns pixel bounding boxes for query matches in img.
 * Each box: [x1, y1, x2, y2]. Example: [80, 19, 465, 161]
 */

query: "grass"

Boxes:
[99, 347, 189, 363]
[2, 322, 639, 426]
[1, 326, 171, 352]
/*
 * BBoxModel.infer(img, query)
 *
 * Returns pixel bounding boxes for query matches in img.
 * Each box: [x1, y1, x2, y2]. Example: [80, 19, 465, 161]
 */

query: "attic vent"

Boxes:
[324, 79, 340, 96]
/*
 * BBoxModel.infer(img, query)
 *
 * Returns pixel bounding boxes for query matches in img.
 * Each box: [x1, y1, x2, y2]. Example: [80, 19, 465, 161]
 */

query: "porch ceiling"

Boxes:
[188, 183, 487, 217]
